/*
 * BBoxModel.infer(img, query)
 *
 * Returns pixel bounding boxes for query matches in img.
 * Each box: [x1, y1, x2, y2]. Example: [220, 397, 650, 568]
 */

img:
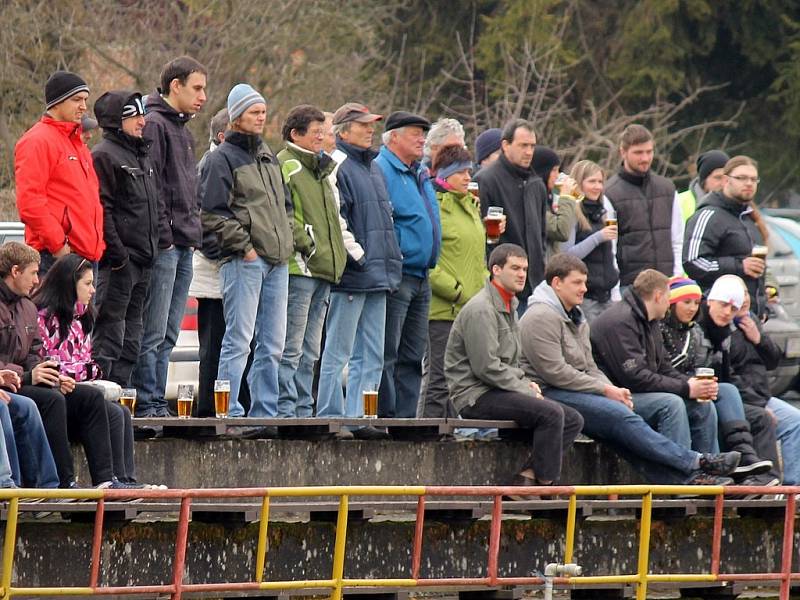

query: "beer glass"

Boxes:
[605, 217, 618, 227]
[485, 206, 504, 244]
[467, 181, 479, 199]
[214, 380, 231, 418]
[695, 367, 715, 402]
[362, 385, 378, 418]
[751, 245, 768, 260]
[177, 384, 194, 419]
[119, 388, 137, 415]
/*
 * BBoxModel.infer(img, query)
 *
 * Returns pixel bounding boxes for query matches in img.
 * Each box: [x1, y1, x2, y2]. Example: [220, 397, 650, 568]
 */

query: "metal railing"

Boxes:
[0, 484, 797, 600]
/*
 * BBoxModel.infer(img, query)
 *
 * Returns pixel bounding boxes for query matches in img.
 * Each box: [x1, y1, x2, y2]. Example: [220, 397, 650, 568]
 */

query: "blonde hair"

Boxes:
[569, 160, 604, 231]
[0, 242, 39, 277]
[633, 269, 670, 299]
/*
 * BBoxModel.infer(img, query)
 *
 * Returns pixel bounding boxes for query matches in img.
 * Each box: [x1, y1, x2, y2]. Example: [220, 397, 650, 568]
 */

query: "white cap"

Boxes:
[707, 275, 745, 309]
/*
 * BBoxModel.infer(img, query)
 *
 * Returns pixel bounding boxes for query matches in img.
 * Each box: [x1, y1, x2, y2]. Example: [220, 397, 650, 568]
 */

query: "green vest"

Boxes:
[678, 188, 696, 223]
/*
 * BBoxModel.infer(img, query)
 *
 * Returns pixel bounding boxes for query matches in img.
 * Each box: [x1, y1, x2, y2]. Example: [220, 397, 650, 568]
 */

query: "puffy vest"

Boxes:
[606, 171, 675, 286]
[575, 199, 619, 301]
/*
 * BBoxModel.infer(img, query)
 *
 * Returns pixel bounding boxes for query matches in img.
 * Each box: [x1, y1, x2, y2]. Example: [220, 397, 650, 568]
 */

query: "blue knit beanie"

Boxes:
[227, 83, 266, 121]
[475, 128, 502, 164]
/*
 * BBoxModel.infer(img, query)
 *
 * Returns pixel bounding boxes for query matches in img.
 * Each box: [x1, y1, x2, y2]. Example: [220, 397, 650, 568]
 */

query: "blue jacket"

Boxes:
[375, 146, 441, 278]
[334, 141, 403, 293]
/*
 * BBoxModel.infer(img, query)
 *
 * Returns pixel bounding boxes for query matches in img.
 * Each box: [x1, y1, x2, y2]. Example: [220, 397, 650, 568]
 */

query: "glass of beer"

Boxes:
[751, 245, 768, 260]
[214, 379, 231, 419]
[695, 367, 715, 402]
[485, 206, 504, 244]
[363, 386, 378, 418]
[467, 181, 479, 199]
[119, 388, 137, 415]
[177, 384, 194, 419]
[605, 217, 618, 227]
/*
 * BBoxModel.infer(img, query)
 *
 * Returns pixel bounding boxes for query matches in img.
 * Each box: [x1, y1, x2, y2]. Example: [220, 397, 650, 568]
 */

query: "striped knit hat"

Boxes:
[227, 83, 266, 121]
[668, 276, 702, 305]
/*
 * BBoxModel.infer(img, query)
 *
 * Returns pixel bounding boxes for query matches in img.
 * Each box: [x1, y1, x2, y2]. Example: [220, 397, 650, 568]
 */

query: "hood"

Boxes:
[529, 280, 586, 324]
[94, 90, 143, 130]
[696, 190, 753, 217]
[688, 177, 707, 205]
[145, 91, 193, 124]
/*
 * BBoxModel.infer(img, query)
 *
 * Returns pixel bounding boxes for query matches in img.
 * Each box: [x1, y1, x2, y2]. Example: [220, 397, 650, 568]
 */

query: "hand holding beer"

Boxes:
[214, 380, 230, 418]
[689, 368, 717, 402]
[484, 206, 504, 244]
[743, 245, 767, 278]
[601, 218, 618, 241]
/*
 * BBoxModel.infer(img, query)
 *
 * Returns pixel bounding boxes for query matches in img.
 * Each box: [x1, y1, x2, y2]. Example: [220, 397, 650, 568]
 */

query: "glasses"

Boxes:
[729, 175, 760, 184]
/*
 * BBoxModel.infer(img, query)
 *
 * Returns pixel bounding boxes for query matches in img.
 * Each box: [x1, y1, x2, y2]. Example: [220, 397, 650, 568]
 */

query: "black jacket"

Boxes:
[474, 153, 548, 302]
[591, 288, 690, 397]
[143, 92, 201, 249]
[683, 191, 766, 317]
[92, 91, 158, 268]
[727, 318, 781, 408]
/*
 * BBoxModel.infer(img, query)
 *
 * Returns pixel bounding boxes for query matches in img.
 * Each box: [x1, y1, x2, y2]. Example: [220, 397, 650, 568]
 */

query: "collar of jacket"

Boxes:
[379, 145, 424, 175]
[581, 197, 606, 222]
[285, 141, 334, 177]
[617, 167, 649, 187]
[102, 128, 152, 155]
[529, 279, 587, 325]
[623, 286, 650, 323]
[700, 191, 753, 217]
[41, 115, 81, 139]
[498, 152, 533, 181]
[145, 91, 193, 124]
[436, 188, 476, 213]
[224, 130, 265, 155]
[336, 139, 377, 165]
[0, 279, 22, 306]
[485, 279, 518, 315]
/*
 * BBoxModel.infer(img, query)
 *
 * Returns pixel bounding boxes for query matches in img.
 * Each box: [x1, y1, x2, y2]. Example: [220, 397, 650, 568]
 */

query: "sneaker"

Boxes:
[736, 474, 781, 500]
[732, 456, 773, 477]
[686, 472, 734, 486]
[699, 451, 741, 476]
[352, 426, 390, 441]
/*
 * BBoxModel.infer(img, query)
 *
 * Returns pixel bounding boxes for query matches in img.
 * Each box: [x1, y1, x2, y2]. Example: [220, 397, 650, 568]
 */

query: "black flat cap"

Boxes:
[384, 111, 430, 132]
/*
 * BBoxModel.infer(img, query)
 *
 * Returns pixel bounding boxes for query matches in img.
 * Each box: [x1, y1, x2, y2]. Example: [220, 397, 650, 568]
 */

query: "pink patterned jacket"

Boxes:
[37, 304, 101, 382]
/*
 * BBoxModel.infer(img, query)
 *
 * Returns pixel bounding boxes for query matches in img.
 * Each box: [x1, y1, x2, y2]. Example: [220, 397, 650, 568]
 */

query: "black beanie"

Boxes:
[696, 150, 729, 185]
[45, 71, 89, 110]
[531, 146, 560, 184]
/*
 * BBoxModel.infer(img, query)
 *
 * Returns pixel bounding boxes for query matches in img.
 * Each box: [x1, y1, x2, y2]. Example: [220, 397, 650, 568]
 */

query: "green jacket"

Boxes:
[546, 194, 577, 257]
[429, 189, 488, 320]
[278, 142, 346, 282]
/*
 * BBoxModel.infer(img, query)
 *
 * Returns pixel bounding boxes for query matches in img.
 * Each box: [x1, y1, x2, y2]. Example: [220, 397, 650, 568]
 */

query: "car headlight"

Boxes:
[786, 337, 800, 358]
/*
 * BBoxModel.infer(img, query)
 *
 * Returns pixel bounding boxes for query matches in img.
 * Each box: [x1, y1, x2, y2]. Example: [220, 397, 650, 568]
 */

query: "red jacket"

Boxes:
[15, 116, 105, 261]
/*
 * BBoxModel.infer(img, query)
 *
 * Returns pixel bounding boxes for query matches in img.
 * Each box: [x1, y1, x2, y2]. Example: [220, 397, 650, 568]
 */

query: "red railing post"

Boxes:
[779, 493, 796, 600]
[170, 496, 192, 600]
[411, 496, 426, 579]
[711, 493, 724, 575]
[486, 495, 503, 585]
[89, 498, 106, 588]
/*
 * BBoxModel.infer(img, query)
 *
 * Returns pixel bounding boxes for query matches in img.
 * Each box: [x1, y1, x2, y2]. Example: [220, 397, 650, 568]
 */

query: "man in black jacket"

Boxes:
[130, 56, 207, 416]
[591, 269, 735, 468]
[683, 155, 768, 318]
[474, 119, 547, 315]
[91, 91, 159, 385]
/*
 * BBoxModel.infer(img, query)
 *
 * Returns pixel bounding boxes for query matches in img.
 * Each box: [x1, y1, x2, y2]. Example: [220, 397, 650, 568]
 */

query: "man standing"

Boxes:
[90, 91, 158, 385]
[683, 155, 768, 318]
[200, 84, 293, 430]
[374, 112, 441, 417]
[678, 150, 729, 222]
[604, 124, 683, 286]
[276, 105, 347, 418]
[591, 269, 722, 454]
[474, 128, 502, 172]
[474, 119, 547, 313]
[519, 253, 740, 485]
[445, 244, 583, 495]
[15, 70, 104, 274]
[316, 103, 402, 437]
[131, 56, 207, 417]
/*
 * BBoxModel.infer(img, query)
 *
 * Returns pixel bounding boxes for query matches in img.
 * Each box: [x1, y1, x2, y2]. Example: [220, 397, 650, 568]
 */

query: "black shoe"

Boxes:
[699, 451, 741, 476]
[686, 472, 734, 486]
[133, 426, 159, 440]
[334, 429, 355, 440]
[238, 425, 279, 439]
[352, 426, 391, 440]
[732, 455, 773, 477]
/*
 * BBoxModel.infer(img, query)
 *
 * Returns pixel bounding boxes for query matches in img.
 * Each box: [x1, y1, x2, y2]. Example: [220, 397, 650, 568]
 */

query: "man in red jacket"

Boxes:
[14, 70, 105, 274]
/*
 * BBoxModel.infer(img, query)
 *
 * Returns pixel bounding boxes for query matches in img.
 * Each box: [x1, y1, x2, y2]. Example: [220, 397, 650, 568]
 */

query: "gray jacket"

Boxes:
[444, 281, 534, 413]
[519, 280, 611, 394]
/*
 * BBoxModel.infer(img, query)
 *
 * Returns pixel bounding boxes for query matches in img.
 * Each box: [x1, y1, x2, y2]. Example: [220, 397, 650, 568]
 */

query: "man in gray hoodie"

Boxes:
[518, 253, 742, 485]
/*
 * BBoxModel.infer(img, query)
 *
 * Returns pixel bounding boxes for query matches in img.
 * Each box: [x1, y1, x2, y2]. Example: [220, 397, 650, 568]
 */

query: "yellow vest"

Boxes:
[677, 188, 696, 223]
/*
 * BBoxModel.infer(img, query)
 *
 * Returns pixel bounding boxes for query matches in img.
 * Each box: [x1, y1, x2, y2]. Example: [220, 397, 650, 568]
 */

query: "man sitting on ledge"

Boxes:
[444, 243, 583, 497]
[519, 253, 740, 485]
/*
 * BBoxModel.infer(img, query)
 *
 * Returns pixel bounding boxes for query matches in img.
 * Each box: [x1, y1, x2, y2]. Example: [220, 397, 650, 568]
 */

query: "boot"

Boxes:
[720, 420, 773, 477]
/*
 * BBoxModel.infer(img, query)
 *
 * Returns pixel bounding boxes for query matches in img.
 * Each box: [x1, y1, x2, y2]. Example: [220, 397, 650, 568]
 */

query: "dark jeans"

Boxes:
[93, 261, 152, 385]
[461, 389, 583, 482]
[21, 383, 114, 486]
[743, 403, 782, 481]
[197, 298, 252, 417]
[380, 274, 430, 418]
[419, 320, 457, 418]
[107, 401, 135, 481]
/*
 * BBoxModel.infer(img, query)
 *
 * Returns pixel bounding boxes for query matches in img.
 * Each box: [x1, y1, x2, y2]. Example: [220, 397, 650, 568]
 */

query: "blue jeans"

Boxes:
[545, 388, 698, 483]
[317, 291, 387, 418]
[683, 399, 718, 454]
[631, 392, 693, 449]
[380, 275, 430, 418]
[4, 394, 59, 488]
[767, 397, 800, 485]
[131, 246, 193, 415]
[0, 408, 15, 487]
[277, 276, 331, 418]
[219, 257, 288, 418]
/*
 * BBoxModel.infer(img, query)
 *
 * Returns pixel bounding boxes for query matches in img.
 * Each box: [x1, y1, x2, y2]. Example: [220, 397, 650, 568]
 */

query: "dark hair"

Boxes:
[432, 144, 472, 174]
[32, 254, 95, 341]
[488, 243, 527, 274]
[545, 254, 588, 285]
[281, 104, 325, 142]
[500, 119, 534, 144]
[158, 56, 207, 96]
[620, 124, 653, 150]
